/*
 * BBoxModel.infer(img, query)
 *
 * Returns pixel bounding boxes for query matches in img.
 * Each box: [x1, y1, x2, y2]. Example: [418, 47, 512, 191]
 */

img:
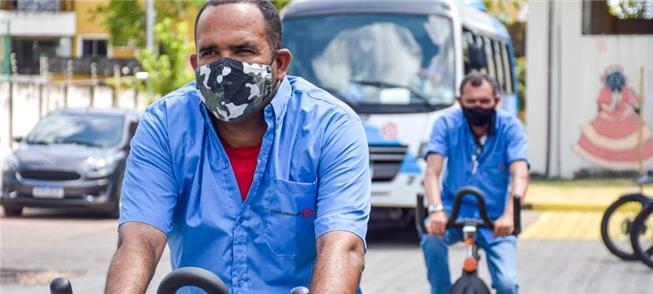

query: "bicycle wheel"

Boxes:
[600, 194, 650, 260]
[630, 202, 653, 268]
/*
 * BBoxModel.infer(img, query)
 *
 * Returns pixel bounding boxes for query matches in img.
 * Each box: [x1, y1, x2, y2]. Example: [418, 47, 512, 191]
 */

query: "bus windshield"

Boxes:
[284, 14, 455, 113]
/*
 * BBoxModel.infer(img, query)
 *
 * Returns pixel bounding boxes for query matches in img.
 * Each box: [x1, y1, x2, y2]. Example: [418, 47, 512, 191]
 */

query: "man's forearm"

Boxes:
[105, 244, 160, 294]
[509, 161, 529, 202]
[424, 154, 445, 205]
[105, 242, 162, 293]
[311, 232, 365, 294]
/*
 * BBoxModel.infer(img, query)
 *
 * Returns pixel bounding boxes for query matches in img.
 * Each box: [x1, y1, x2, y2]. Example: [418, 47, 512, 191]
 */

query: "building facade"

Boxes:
[527, 0, 653, 178]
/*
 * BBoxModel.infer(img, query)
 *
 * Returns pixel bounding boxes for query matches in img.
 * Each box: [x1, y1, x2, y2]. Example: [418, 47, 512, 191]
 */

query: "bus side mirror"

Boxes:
[13, 136, 23, 143]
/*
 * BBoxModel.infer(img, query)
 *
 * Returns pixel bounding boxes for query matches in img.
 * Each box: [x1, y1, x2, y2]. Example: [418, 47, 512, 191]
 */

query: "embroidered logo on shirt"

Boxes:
[301, 208, 314, 217]
[271, 208, 314, 218]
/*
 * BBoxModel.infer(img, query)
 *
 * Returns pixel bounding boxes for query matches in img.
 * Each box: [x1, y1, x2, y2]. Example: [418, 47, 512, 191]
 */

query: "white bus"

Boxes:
[281, 0, 519, 225]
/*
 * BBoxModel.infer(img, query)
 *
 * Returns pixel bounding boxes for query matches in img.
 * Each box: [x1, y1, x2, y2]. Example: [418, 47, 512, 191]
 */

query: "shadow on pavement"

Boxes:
[1, 208, 115, 220]
[366, 220, 420, 247]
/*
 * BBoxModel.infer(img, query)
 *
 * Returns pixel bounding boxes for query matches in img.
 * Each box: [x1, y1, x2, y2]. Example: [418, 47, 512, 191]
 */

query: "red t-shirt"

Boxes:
[222, 142, 261, 201]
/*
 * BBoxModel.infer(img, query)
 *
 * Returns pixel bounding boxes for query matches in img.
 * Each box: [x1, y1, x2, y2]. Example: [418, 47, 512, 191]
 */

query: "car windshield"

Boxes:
[284, 13, 455, 113]
[25, 112, 125, 148]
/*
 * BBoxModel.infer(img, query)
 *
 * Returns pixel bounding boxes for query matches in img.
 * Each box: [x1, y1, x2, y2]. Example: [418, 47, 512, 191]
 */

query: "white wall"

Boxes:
[527, 0, 653, 178]
[0, 80, 149, 156]
[525, 0, 550, 176]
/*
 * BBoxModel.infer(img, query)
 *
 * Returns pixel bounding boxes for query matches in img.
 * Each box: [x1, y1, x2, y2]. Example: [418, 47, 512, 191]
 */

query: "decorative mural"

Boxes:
[573, 65, 653, 170]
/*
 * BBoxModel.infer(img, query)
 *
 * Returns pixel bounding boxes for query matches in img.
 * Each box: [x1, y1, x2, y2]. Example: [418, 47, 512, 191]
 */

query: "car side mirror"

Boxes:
[13, 136, 23, 143]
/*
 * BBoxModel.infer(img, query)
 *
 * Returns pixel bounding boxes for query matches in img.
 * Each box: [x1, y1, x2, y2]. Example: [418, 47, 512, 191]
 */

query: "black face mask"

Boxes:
[462, 106, 496, 127]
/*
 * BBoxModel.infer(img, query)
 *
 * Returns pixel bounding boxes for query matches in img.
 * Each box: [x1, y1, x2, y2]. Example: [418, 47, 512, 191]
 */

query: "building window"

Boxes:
[82, 39, 108, 57]
[583, 0, 653, 34]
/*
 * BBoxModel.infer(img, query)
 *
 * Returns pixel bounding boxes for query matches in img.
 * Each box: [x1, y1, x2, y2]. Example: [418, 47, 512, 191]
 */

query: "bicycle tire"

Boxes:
[600, 194, 650, 260]
[630, 202, 653, 268]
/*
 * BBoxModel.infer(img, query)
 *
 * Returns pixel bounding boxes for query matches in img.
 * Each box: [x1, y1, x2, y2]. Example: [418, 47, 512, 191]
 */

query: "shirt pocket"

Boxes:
[265, 178, 317, 258]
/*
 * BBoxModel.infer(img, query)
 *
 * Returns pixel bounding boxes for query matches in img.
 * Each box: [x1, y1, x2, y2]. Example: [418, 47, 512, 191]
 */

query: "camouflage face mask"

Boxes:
[195, 58, 274, 122]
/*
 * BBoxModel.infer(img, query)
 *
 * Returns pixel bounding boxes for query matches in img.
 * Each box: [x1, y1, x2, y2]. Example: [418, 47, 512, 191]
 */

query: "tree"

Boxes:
[607, 0, 652, 19]
[93, 1, 145, 47]
[96, 0, 290, 101]
[119, 17, 194, 103]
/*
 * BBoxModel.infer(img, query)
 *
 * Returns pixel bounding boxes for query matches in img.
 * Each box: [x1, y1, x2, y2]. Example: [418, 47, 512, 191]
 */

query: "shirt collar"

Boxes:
[268, 76, 292, 124]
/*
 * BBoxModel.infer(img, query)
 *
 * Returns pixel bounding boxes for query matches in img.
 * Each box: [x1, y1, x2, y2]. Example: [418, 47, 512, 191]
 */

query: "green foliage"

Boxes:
[115, 18, 194, 102]
[607, 0, 649, 19]
[271, 0, 292, 10]
[483, 0, 527, 25]
[93, 0, 144, 47]
[516, 56, 526, 114]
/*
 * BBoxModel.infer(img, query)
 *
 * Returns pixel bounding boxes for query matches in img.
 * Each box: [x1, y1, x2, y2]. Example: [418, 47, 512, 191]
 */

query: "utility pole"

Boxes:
[90, 62, 97, 107]
[146, 0, 156, 52]
[9, 53, 16, 149]
[64, 59, 72, 107]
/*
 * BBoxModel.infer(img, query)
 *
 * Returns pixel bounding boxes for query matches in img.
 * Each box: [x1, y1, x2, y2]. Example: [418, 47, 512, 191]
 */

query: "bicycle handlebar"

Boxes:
[51, 268, 310, 294]
[446, 186, 494, 229]
[416, 186, 522, 236]
[157, 267, 229, 294]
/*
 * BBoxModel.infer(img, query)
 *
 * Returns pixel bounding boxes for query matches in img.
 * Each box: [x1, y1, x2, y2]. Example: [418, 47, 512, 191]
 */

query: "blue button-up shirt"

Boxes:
[425, 107, 528, 242]
[119, 76, 371, 293]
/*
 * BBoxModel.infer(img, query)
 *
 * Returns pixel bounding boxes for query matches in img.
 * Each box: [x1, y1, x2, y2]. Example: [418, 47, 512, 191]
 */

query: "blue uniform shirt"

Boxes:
[119, 76, 371, 293]
[425, 107, 528, 243]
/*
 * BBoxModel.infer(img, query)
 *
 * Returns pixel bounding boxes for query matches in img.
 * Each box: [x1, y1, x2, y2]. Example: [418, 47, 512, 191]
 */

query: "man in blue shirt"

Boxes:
[105, 1, 370, 293]
[421, 73, 529, 294]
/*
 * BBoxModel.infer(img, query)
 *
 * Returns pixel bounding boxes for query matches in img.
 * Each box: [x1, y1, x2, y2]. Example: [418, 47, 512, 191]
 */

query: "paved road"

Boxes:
[1, 208, 653, 293]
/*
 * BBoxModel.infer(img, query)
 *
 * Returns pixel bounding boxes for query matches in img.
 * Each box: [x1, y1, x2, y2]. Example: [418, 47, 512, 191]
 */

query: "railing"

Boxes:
[47, 56, 142, 77]
[0, 0, 74, 12]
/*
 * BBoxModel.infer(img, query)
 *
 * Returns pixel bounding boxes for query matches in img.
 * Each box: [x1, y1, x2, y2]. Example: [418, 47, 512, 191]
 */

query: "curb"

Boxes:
[523, 202, 608, 212]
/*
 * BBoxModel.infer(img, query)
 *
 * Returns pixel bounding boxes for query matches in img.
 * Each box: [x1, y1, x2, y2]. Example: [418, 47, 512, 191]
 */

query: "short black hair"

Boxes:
[459, 72, 499, 97]
[194, 0, 282, 54]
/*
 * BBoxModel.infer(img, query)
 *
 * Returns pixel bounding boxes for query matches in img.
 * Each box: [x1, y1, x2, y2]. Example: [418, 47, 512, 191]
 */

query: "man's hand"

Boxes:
[493, 212, 514, 237]
[426, 211, 448, 236]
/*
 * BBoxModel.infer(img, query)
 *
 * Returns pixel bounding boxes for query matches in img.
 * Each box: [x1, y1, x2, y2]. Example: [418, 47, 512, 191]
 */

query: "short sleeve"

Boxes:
[505, 118, 529, 165]
[314, 116, 371, 248]
[118, 106, 178, 235]
[425, 116, 449, 160]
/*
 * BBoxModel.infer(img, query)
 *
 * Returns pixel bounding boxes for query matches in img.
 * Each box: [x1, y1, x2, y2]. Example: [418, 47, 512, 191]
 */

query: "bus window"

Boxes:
[464, 31, 488, 75]
[482, 36, 497, 82]
[493, 40, 505, 93]
[462, 31, 473, 74]
[503, 43, 514, 94]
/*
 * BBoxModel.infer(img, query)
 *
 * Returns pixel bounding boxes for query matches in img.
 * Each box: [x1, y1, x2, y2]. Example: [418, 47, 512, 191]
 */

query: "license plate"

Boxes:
[33, 187, 65, 199]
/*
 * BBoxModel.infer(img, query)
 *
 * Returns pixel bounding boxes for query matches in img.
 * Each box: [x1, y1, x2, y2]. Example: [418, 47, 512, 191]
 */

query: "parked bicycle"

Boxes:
[416, 186, 522, 294]
[629, 170, 653, 268]
[50, 267, 311, 294]
[600, 170, 653, 261]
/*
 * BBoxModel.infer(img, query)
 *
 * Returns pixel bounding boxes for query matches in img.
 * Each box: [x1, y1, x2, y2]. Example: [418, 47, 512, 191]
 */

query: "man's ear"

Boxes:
[190, 53, 198, 71]
[273, 48, 292, 83]
[493, 95, 501, 108]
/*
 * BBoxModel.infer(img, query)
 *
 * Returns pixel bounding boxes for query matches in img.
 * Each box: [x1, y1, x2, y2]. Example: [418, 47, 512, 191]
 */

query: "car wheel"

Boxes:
[3, 205, 23, 217]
